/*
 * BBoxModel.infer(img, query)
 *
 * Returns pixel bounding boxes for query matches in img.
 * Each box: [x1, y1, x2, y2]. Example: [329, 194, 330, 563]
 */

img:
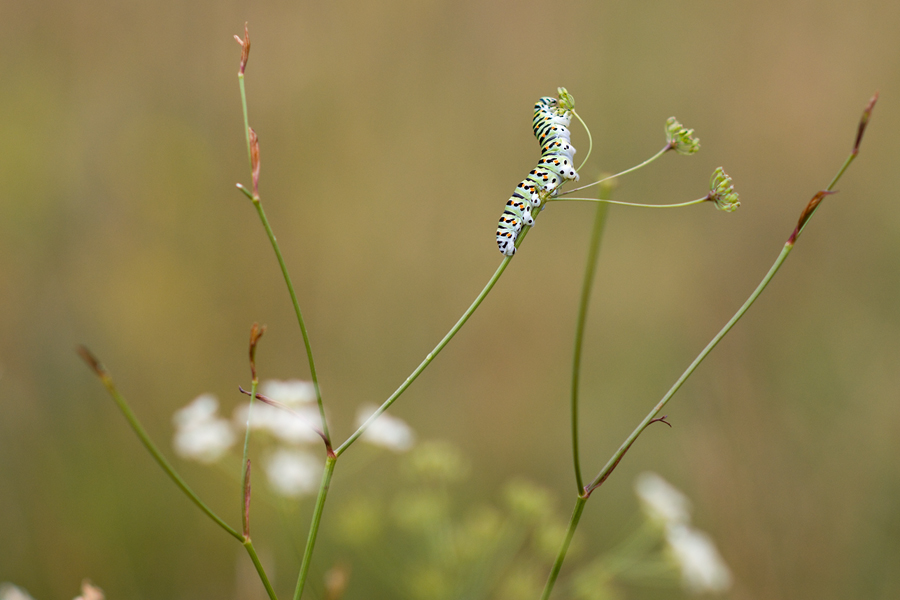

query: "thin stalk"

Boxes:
[558, 145, 670, 197]
[77, 348, 243, 542]
[572, 110, 593, 172]
[250, 198, 330, 443]
[293, 456, 337, 600]
[238, 60, 331, 444]
[587, 241, 793, 492]
[239, 73, 252, 168]
[335, 251, 516, 456]
[240, 379, 258, 534]
[542, 91, 877, 599]
[551, 197, 707, 209]
[540, 495, 587, 600]
[244, 539, 279, 600]
[570, 186, 612, 493]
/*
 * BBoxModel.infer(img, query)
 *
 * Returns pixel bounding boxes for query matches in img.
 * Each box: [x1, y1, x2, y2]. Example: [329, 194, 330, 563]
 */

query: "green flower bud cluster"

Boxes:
[708, 167, 740, 212]
[558, 87, 576, 112]
[665, 117, 700, 155]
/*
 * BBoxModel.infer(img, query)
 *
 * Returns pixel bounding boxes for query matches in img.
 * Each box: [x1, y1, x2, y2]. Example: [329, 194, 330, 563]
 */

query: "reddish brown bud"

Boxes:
[249, 127, 261, 197]
[77, 346, 106, 378]
[788, 190, 838, 244]
[249, 322, 266, 382]
[853, 91, 879, 155]
[242, 459, 252, 539]
[235, 23, 250, 75]
[325, 564, 351, 600]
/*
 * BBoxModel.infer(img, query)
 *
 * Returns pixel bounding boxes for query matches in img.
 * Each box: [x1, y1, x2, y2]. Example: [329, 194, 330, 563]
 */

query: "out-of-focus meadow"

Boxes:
[2, 0, 899, 598]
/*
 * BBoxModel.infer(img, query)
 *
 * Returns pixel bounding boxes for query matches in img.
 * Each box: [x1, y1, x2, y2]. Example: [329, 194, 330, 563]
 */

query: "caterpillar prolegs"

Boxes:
[496, 90, 579, 256]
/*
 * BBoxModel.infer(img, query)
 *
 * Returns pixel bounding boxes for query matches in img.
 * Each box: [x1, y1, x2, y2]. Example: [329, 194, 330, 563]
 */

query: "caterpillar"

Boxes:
[496, 91, 579, 256]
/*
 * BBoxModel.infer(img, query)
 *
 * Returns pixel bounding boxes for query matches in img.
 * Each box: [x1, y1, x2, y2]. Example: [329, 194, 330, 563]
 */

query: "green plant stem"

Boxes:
[558, 145, 670, 197]
[79, 351, 243, 542]
[238, 68, 331, 444]
[587, 240, 793, 493]
[572, 109, 593, 172]
[335, 249, 518, 456]
[551, 197, 707, 208]
[241, 379, 258, 532]
[239, 74, 252, 168]
[538, 97, 874, 597]
[570, 191, 611, 493]
[293, 455, 336, 600]
[540, 495, 587, 600]
[250, 199, 330, 443]
[244, 539, 279, 600]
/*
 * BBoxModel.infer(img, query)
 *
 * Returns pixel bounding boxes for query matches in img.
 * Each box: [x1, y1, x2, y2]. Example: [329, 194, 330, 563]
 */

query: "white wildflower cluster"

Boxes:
[172, 394, 235, 464]
[355, 404, 415, 452]
[634, 472, 732, 595]
[0, 580, 103, 600]
[171, 380, 415, 498]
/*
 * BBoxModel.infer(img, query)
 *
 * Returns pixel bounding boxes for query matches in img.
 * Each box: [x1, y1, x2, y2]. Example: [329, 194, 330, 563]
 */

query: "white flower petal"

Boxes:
[665, 524, 733, 594]
[264, 449, 321, 497]
[173, 419, 235, 463]
[260, 380, 317, 406]
[0, 583, 36, 600]
[173, 393, 219, 429]
[233, 402, 322, 444]
[635, 472, 692, 526]
[355, 404, 415, 452]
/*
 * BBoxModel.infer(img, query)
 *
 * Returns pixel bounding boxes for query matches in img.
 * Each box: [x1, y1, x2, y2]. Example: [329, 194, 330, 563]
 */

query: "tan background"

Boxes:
[1, 0, 899, 598]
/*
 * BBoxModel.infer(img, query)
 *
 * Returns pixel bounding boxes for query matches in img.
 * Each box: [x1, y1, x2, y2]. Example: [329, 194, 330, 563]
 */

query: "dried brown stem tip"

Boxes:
[790, 190, 838, 244]
[76, 345, 106, 378]
[249, 322, 266, 382]
[853, 91, 879, 155]
[234, 23, 250, 75]
[249, 127, 261, 197]
[243, 459, 252, 539]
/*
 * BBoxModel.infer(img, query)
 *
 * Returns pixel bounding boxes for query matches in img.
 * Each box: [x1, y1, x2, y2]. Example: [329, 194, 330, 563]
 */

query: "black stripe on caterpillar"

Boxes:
[496, 94, 579, 256]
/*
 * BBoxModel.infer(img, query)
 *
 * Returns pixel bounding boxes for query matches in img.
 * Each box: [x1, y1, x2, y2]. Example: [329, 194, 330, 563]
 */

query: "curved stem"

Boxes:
[237, 63, 331, 445]
[240, 379, 258, 535]
[77, 348, 243, 542]
[572, 110, 593, 173]
[540, 495, 588, 600]
[244, 539, 279, 600]
[551, 197, 708, 208]
[570, 189, 611, 493]
[558, 145, 670, 197]
[336, 252, 514, 456]
[293, 456, 336, 600]
[586, 241, 793, 492]
[251, 199, 331, 443]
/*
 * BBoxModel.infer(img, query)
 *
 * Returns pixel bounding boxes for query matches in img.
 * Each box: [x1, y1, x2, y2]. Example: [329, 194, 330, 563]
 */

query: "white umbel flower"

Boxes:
[355, 404, 415, 452]
[73, 580, 104, 600]
[634, 471, 692, 526]
[665, 524, 733, 594]
[0, 584, 35, 600]
[233, 402, 322, 444]
[264, 449, 320, 497]
[172, 394, 236, 464]
[260, 379, 317, 406]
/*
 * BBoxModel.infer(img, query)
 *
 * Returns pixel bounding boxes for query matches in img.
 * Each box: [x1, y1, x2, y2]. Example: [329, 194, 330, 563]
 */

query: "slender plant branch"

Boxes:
[294, 456, 337, 600]
[558, 145, 670, 197]
[540, 495, 587, 600]
[234, 29, 331, 445]
[550, 196, 708, 208]
[335, 251, 514, 456]
[572, 109, 593, 172]
[244, 538, 279, 600]
[539, 91, 878, 600]
[570, 182, 613, 493]
[76, 347, 243, 542]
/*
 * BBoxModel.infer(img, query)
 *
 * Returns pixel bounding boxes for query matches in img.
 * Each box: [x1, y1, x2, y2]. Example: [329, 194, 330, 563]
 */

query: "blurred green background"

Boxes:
[2, 0, 899, 598]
